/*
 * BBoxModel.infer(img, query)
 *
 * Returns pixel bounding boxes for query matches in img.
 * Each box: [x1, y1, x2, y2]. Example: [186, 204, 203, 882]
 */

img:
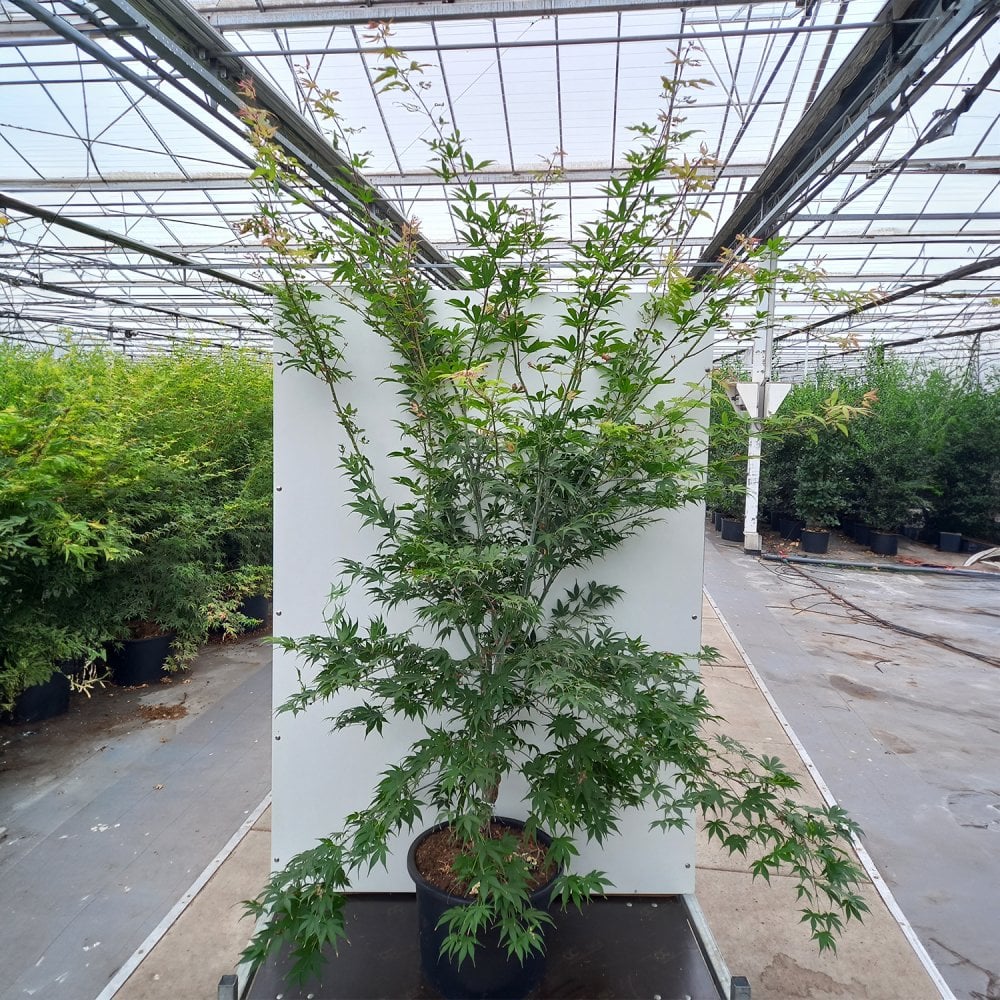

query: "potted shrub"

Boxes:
[706, 374, 749, 544]
[852, 357, 937, 557]
[792, 432, 854, 555]
[1, 343, 274, 696]
[761, 432, 800, 532]
[97, 495, 214, 684]
[203, 564, 273, 639]
[97, 350, 271, 681]
[0, 345, 133, 712]
[238, 47, 868, 993]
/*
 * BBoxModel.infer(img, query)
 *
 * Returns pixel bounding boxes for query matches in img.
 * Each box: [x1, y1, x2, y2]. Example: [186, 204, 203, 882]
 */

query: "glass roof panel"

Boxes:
[0, 0, 998, 368]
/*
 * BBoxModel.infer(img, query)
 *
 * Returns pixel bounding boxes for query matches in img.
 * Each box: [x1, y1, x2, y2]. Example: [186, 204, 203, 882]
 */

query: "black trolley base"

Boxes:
[241, 893, 744, 999]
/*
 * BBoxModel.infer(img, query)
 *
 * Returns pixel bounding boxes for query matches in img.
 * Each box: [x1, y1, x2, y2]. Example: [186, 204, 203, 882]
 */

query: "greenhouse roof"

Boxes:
[1, 0, 999, 375]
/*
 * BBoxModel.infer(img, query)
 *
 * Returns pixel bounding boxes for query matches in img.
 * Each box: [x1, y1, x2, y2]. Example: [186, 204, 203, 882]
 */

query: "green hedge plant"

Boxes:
[0, 343, 272, 705]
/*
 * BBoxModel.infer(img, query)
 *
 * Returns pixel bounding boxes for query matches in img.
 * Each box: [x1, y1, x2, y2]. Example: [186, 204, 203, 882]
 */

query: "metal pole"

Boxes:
[742, 254, 777, 555]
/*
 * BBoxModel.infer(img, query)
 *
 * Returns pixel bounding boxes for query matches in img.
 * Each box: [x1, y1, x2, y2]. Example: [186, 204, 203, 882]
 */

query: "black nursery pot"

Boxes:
[799, 529, 830, 555]
[869, 531, 898, 556]
[11, 669, 71, 724]
[238, 593, 269, 624]
[852, 523, 871, 546]
[109, 633, 175, 687]
[407, 818, 558, 1000]
[720, 517, 744, 543]
[938, 531, 963, 553]
[778, 517, 803, 542]
[713, 511, 723, 531]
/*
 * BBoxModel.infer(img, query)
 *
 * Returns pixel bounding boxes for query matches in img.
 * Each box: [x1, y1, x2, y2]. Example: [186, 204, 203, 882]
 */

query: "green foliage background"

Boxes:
[760, 354, 1000, 538]
[0, 342, 273, 708]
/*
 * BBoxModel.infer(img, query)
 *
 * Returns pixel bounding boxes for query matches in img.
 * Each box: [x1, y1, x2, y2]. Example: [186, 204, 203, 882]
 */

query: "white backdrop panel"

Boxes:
[272, 291, 709, 894]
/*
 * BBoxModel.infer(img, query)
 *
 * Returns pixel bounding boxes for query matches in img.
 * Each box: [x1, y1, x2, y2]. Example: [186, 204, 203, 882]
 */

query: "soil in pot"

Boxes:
[720, 517, 744, 543]
[800, 529, 830, 555]
[109, 632, 175, 687]
[407, 818, 558, 1000]
[869, 531, 898, 556]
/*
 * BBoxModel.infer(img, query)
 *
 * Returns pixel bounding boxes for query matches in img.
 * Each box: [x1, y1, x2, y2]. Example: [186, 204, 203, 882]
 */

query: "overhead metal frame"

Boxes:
[0, 189, 267, 292]
[195, 0, 764, 33]
[0, 0, 998, 366]
[688, 0, 1000, 277]
[9, 0, 463, 283]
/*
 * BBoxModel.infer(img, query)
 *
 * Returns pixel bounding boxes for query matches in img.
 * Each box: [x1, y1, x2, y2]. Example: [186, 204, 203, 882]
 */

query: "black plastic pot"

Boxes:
[713, 511, 723, 531]
[778, 517, 803, 542]
[406, 818, 558, 1000]
[720, 517, 744, 543]
[852, 523, 871, 546]
[938, 531, 962, 553]
[11, 669, 71, 724]
[109, 633, 175, 687]
[964, 539, 991, 554]
[799, 529, 830, 555]
[869, 531, 898, 556]
[238, 593, 269, 624]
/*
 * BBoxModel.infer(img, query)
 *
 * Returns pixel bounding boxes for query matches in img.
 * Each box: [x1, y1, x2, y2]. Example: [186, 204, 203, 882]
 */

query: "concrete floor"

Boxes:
[704, 533, 1000, 1000]
[88, 595, 944, 1000]
[0, 638, 271, 1000]
[5, 548, 985, 999]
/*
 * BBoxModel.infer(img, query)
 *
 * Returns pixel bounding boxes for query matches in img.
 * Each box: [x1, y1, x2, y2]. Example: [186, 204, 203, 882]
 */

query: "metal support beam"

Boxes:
[0, 305, 268, 346]
[0, 191, 268, 293]
[783, 254, 1000, 340]
[197, 0, 755, 32]
[3, 156, 999, 194]
[223, 21, 895, 56]
[714, 254, 1000, 366]
[772, 318, 1000, 369]
[794, 211, 1000, 223]
[0, 269, 265, 335]
[689, 0, 1000, 278]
